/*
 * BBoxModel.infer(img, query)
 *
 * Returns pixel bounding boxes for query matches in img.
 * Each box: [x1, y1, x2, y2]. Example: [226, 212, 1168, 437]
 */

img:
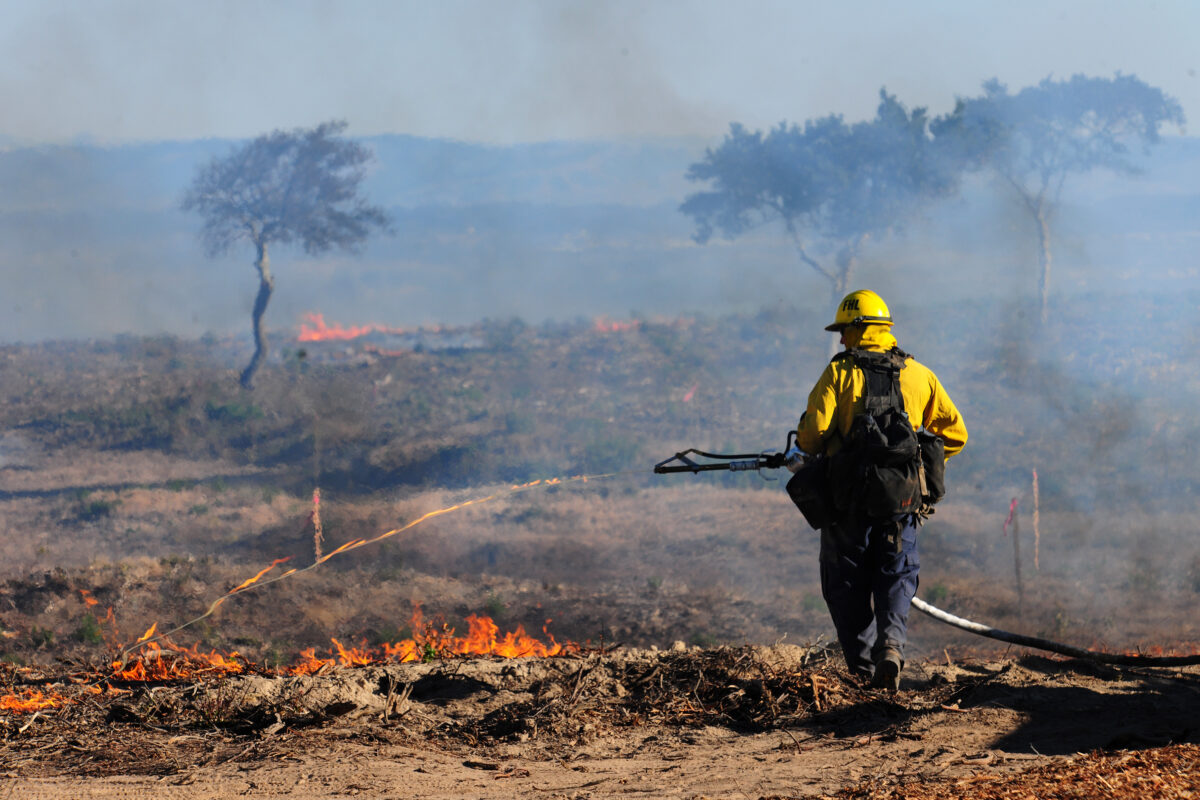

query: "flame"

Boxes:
[285, 609, 580, 672]
[135, 623, 158, 644]
[1105, 642, 1200, 658]
[230, 557, 292, 594]
[381, 640, 423, 662]
[111, 606, 580, 684]
[331, 638, 375, 667]
[0, 689, 68, 714]
[79, 589, 99, 607]
[299, 312, 381, 342]
[115, 476, 604, 673]
[593, 316, 641, 333]
[289, 647, 335, 676]
[449, 615, 571, 658]
[111, 638, 249, 682]
[297, 312, 419, 343]
[682, 382, 699, 403]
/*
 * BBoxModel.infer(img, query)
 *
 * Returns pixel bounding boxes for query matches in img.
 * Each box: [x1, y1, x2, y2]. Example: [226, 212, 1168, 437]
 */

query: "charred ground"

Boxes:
[2, 645, 1199, 798]
[2, 298, 1200, 796]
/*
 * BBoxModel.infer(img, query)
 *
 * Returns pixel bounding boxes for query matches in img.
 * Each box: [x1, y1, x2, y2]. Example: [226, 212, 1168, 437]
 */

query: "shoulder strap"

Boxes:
[846, 348, 907, 416]
[829, 350, 855, 365]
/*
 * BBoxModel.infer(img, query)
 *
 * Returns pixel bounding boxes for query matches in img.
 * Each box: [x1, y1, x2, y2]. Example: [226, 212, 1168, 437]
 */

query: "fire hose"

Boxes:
[655, 439, 1200, 668]
[909, 597, 1200, 667]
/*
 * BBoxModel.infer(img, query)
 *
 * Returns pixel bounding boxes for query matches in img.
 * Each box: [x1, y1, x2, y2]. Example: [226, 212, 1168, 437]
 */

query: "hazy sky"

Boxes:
[1, 0, 1195, 145]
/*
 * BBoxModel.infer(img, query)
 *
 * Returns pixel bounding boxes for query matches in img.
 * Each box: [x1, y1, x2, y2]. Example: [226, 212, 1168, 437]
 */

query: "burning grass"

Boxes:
[0, 642, 860, 776]
[0, 688, 68, 714]
[4, 646, 1200, 798]
[0, 604, 583, 719]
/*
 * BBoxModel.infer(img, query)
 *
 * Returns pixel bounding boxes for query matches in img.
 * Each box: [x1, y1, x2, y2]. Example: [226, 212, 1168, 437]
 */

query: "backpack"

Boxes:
[787, 347, 945, 529]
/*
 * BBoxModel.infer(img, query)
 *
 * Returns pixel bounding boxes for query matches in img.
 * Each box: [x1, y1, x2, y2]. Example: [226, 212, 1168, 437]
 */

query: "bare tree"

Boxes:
[183, 120, 390, 387]
[933, 75, 1185, 324]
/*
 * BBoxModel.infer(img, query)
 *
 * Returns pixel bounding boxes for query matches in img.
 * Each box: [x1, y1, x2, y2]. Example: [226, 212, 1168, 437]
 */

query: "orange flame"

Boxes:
[285, 609, 579, 672]
[230, 557, 292, 594]
[297, 312, 415, 343]
[593, 316, 641, 333]
[289, 647, 335, 676]
[114, 476, 602, 677]
[0, 689, 68, 714]
[331, 638, 375, 667]
[79, 589, 99, 607]
[135, 623, 158, 644]
[449, 614, 571, 658]
[111, 606, 580, 684]
[299, 312, 377, 341]
[111, 637, 249, 682]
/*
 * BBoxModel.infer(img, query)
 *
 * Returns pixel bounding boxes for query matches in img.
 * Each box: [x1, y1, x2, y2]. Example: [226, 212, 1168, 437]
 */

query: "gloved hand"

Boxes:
[783, 445, 807, 473]
[763, 452, 786, 469]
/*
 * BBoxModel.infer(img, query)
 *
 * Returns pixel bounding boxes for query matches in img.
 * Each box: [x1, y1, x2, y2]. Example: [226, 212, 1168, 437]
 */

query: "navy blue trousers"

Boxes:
[819, 516, 920, 676]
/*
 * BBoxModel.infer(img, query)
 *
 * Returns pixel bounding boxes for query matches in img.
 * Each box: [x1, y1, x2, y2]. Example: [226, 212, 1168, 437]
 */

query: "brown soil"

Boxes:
[2, 646, 1199, 799]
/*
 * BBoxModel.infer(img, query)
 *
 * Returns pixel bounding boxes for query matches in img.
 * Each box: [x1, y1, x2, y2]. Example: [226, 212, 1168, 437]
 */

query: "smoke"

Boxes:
[4, 4, 1200, 665]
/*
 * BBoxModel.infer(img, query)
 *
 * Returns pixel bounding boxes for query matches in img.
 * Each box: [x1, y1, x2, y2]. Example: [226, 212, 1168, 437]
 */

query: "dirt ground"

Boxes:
[4, 389, 1200, 798]
[2, 645, 1200, 799]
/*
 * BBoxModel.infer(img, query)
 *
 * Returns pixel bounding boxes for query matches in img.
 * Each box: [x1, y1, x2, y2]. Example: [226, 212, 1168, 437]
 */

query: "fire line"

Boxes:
[118, 471, 629, 662]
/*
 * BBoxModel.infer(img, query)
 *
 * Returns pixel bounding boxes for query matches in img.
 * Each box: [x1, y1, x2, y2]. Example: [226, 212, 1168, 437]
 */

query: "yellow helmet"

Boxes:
[825, 290, 894, 332]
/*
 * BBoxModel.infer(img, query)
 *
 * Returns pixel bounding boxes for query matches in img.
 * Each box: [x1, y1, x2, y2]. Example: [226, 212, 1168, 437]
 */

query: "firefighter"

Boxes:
[796, 290, 967, 690]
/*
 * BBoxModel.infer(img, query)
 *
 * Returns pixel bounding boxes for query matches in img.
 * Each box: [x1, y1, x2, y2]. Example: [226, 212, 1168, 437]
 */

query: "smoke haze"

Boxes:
[1, 2, 1200, 661]
[1, 133, 1198, 343]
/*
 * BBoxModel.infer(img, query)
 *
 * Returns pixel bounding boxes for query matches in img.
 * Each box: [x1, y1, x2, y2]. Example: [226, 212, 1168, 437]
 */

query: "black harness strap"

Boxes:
[834, 347, 909, 417]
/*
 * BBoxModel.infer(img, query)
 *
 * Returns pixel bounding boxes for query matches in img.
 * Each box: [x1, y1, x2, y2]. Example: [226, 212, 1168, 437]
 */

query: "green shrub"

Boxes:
[204, 401, 264, 423]
[73, 614, 103, 645]
[76, 493, 119, 521]
[454, 385, 485, 403]
[925, 583, 950, 605]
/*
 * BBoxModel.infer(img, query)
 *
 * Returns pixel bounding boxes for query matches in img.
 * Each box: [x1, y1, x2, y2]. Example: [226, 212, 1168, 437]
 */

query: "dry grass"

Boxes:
[2, 311, 1200, 797]
[4, 448, 1199, 672]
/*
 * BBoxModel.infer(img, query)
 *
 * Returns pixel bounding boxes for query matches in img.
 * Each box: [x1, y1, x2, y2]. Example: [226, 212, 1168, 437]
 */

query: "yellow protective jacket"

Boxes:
[796, 325, 967, 459]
